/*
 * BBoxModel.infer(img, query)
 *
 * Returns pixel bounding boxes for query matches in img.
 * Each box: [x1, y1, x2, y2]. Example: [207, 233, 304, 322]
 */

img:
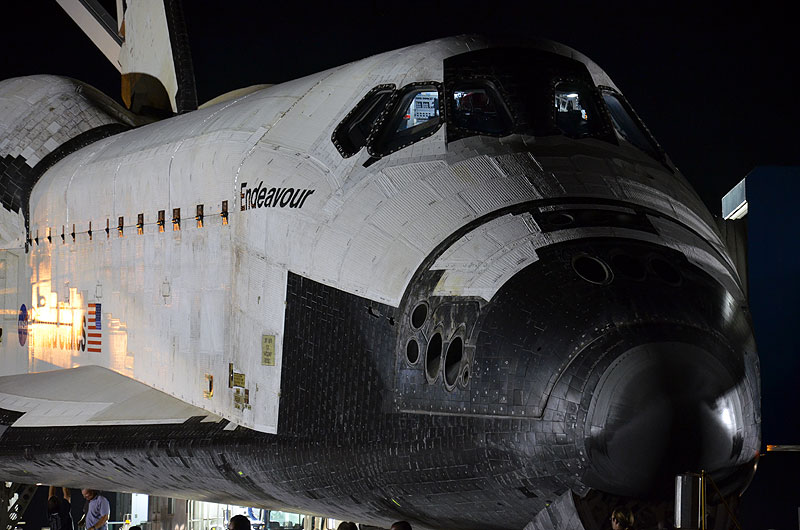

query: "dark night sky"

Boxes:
[2, 2, 799, 526]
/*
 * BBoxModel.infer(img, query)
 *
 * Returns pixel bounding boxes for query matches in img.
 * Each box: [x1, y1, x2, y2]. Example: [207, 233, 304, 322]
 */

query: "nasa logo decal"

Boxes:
[18, 304, 28, 346]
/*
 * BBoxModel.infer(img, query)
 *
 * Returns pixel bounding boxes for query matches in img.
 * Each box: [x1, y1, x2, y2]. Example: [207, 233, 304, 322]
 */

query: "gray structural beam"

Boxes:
[55, 0, 122, 72]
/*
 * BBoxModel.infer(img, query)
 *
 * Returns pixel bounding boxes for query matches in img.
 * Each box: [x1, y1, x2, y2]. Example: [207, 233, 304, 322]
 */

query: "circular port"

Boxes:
[444, 337, 464, 388]
[406, 339, 419, 365]
[650, 257, 681, 286]
[548, 212, 574, 227]
[573, 255, 612, 285]
[411, 303, 428, 329]
[612, 253, 646, 281]
[461, 367, 470, 386]
[426, 332, 443, 382]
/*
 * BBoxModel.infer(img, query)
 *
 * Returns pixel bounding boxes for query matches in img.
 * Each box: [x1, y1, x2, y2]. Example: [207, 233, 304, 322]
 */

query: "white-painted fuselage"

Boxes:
[0, 36, 758, 529]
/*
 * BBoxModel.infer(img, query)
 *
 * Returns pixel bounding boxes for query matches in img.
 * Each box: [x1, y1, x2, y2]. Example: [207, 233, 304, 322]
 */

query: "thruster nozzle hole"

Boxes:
[406, 339, 420, 365]
[444, 337, 464, 389]
[426, 332, 443, 382]
[411, 303, 428, 329]
[573, 255, 612, 285]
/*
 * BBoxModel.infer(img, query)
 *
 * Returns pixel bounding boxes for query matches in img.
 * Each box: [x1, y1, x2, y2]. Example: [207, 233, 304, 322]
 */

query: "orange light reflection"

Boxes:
[29, 283, 86, 370]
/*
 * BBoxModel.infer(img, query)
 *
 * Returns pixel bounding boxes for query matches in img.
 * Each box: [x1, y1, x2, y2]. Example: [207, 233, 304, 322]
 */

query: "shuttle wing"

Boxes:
[0, 365, 223, 429]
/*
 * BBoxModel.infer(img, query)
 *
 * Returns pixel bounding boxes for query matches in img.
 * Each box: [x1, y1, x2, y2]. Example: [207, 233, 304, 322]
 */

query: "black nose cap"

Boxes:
[583, 342, 746, 498]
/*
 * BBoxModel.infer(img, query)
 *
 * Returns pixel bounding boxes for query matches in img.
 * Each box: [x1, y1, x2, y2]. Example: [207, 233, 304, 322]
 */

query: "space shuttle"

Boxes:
[0, 2, 760, 529]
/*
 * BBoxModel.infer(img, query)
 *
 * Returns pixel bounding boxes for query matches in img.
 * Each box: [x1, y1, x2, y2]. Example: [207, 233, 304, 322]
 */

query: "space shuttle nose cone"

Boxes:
[582, 341, 748, 498]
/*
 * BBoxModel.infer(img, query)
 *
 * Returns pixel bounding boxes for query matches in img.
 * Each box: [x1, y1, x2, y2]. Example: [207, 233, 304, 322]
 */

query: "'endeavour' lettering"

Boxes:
[240, 182, 315, 211]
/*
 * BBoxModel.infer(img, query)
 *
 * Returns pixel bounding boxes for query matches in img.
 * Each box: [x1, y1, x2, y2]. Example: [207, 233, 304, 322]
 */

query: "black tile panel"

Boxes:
[0, 230, 760, 529]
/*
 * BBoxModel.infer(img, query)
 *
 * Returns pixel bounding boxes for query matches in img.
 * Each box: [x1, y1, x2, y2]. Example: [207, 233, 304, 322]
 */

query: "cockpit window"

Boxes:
[444, 48, 617, 144]
[369, 83, 443, 156]
[601, 89, 662, 160]
[332, 84, 395, 158]
[451, 82, 513, 136]
[554, 83, 594, 138]
[396, 91, 440, 131]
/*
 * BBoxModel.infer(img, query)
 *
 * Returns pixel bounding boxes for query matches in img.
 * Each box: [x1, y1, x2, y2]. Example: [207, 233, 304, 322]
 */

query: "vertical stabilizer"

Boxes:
[56, 0, 197, 115]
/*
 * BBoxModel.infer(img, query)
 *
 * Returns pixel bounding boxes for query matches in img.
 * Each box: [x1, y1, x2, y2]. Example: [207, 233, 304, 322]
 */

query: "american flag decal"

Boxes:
[87, 303, 102, 353]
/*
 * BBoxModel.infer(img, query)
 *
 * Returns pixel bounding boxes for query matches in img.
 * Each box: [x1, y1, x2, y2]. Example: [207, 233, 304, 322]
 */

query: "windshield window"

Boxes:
[451, 83, 512, 136]
[370, 84, 442, 156]
[602, 91, 660, 159]
[332, 84, 394, 157]
[554, 83, 593, 138]
[444, 48, 617, 144]
[396, 91, 440, 131]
